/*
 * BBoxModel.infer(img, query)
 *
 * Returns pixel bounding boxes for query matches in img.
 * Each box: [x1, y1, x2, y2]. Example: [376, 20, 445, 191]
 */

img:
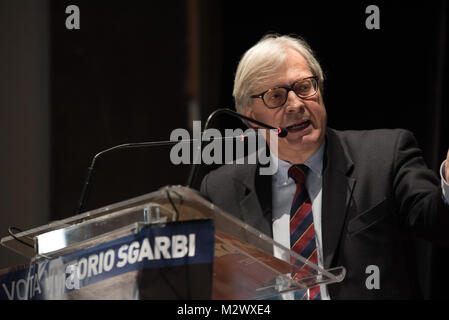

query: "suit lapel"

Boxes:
[322, 129, 356, 269]
[237, 163, 273, 237]
[233, 129, 355, 267]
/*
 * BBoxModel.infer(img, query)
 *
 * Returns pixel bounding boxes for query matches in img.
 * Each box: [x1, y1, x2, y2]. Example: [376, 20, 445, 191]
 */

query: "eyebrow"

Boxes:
[272, 75, 315, 89]
[252, 75, 316, 97]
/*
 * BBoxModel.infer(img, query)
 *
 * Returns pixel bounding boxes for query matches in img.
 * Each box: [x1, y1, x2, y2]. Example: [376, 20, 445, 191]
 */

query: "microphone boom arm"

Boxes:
[186, 108, 287, 188]
[76, 108, 287, 214]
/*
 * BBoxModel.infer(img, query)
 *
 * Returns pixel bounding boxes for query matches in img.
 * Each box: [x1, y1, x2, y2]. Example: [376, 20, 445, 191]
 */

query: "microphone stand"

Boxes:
[76, 108, 287, 215]
[75, 140, 180, 215]
[75, 135, 253, 215]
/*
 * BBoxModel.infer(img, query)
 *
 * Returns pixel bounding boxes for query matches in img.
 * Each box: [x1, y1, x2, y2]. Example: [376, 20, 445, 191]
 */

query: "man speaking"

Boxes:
[199, 34, 449, 299]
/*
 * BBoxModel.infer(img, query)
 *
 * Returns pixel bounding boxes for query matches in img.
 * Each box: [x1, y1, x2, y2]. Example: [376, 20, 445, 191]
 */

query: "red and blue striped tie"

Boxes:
[288, 164, 321, 300]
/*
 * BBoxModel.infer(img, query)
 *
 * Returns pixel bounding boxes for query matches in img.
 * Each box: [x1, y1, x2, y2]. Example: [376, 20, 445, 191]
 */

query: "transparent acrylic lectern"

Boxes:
[0, 185, 345, 300]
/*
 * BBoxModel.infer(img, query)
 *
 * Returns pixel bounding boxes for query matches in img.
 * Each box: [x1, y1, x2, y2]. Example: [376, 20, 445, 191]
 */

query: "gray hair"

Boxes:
[233, 34, 325, 114]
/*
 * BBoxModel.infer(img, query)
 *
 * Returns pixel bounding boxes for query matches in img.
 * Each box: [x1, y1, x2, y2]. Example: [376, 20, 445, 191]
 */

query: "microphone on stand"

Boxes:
[75, 140, 181, 215]
[75, 108, 287, 215]
[186, 108, 288, 188]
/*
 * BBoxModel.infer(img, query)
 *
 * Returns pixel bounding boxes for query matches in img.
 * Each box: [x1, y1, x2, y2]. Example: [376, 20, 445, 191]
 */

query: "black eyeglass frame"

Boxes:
[250, 76, 319, 109]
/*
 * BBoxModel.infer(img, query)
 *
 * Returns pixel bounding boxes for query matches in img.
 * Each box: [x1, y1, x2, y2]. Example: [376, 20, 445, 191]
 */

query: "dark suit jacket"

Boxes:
[200, 127, 449, 299]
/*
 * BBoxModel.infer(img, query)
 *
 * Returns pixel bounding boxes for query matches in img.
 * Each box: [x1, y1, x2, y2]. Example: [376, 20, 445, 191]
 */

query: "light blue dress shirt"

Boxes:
[271, 143, 329, 299]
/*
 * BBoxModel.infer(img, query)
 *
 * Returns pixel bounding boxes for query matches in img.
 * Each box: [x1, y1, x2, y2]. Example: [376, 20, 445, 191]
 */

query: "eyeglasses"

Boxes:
[250, 76, 319, 109]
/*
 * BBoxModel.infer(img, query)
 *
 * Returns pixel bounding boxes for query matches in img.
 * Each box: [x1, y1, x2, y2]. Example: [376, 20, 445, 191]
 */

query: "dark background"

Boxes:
[1, 0, 448, 298]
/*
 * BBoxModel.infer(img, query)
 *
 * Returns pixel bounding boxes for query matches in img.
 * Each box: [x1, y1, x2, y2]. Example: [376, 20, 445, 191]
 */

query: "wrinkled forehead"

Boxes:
[252, 48, 313, 93]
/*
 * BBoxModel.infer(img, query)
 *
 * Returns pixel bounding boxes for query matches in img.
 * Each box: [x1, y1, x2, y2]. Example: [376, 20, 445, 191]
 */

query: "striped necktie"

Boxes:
[288, 164, 321, 300]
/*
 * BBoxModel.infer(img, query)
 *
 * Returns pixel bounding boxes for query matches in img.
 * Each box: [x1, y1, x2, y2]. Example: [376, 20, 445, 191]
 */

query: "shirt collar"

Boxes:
[272, 142, 325, 186]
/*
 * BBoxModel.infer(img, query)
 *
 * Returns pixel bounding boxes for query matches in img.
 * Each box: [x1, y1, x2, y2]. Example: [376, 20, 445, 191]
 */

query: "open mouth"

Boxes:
[286, 120, 311, 132]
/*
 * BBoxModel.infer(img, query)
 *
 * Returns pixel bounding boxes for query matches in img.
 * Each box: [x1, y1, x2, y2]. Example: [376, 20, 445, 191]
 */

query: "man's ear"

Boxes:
[244, 106, 253, 118]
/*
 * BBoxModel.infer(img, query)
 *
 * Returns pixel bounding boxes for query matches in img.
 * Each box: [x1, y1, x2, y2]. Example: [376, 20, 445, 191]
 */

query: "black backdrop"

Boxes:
[49, 1, 448, 298]
[50, 0, 189, 216]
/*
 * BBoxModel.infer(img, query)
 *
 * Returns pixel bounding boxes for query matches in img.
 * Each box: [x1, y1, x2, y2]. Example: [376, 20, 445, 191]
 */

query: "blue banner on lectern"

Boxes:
[0, 219, 214, 300]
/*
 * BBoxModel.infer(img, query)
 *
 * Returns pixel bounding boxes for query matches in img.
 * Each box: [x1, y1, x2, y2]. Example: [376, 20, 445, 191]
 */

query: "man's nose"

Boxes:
[284, 90, 305, 113]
